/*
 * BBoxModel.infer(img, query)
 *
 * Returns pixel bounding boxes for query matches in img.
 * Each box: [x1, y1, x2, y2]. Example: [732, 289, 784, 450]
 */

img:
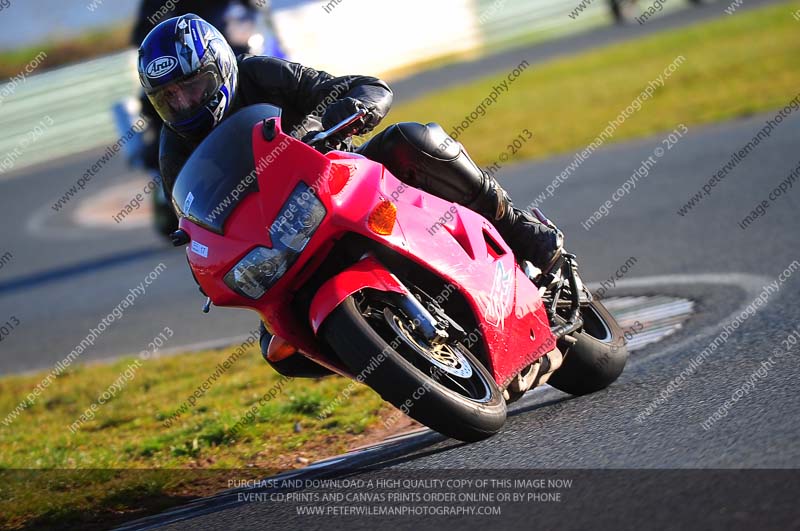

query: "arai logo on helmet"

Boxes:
[145, 56, 179, 78]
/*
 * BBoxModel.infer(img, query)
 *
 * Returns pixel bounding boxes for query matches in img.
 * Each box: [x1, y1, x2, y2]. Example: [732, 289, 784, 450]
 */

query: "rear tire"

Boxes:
[321, 296, 506, 442]
[547, 300, 628, 395]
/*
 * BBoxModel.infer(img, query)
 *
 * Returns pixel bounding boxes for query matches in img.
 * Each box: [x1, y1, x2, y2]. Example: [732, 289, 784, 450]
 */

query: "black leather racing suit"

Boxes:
[158, 55, 393, 195]
[159, 56, 550, 257]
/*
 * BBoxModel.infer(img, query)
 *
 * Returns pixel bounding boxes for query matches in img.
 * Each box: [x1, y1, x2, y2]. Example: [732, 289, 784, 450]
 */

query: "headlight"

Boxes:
[270, 182, 327, 252]
[224, 183, 326, 299]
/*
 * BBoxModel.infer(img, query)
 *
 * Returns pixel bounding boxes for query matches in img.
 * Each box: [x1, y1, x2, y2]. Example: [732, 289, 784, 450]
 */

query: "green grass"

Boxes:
[379, 1, 800, 167]
[0, 348, 387, 530]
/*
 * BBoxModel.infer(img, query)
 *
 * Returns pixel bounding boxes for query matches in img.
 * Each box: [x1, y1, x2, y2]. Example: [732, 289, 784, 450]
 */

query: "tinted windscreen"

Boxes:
[172, 104, 282, 234]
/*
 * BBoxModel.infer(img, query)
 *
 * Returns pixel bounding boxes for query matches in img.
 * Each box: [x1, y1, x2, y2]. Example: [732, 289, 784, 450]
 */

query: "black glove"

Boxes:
[321, 97, 371, 132]
[301, 130, 322, 145]
[301, 129, 351, 153]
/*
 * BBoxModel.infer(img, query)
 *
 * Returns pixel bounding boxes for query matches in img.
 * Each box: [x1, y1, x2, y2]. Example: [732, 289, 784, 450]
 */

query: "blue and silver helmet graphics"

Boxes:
[138, 14, 238, 140]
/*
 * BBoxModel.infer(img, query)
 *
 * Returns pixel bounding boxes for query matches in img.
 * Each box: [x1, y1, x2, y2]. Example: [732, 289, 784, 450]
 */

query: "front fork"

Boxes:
[389, 285, 450, 344]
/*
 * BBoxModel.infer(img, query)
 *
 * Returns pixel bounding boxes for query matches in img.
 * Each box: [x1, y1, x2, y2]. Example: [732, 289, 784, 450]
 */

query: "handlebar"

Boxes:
[307, 109, 368, 147]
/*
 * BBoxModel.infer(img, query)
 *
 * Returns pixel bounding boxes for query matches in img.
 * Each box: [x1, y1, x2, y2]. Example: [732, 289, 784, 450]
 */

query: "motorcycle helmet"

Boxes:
[138, 14, 238, 140]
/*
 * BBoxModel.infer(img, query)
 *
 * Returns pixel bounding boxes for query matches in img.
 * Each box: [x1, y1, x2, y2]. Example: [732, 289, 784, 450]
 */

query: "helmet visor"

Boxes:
[147, 67, 221, 124]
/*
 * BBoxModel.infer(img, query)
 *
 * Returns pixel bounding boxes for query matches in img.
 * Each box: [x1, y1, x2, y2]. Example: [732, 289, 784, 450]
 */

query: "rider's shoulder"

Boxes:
[237, 54, 296, 74]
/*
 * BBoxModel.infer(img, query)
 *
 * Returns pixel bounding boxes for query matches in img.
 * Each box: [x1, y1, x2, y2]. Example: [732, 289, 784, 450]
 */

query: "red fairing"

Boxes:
[308, 256, 409, 333]
[180, 117, 556, 387]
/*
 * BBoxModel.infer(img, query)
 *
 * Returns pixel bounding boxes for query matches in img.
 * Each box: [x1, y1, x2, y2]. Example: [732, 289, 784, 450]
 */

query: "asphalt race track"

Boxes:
[0, 1, 798, 528]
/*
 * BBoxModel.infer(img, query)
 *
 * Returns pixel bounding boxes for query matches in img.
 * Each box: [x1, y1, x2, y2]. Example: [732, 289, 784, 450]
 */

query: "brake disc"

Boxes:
[384, 308, 473, 379]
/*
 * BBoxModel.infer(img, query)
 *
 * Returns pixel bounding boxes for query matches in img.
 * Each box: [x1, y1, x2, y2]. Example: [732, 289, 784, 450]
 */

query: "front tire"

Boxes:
[321, 295, 506, 442]
[547, 300, 628, 395]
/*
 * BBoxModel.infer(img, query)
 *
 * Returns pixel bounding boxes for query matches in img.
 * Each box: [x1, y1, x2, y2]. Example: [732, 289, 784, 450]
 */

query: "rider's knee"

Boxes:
[358, 122, 484, 205]
[387, 122, 461, 161]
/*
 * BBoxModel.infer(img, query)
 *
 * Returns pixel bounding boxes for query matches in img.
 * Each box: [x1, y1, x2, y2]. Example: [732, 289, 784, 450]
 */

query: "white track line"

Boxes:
[599, 273, 772, 368]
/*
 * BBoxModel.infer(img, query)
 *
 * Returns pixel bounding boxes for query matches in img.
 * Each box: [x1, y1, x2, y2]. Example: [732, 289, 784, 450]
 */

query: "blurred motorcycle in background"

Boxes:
[608, 0, 705, 24]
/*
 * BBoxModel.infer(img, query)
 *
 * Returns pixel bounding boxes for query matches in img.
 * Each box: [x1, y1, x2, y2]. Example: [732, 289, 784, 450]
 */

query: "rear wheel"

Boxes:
[321, 293, 506, 442]
[547, 300, 628, 395]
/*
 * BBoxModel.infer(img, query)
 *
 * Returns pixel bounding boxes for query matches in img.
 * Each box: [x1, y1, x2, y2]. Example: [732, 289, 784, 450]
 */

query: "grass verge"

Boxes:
[0, 345, 390, 530]
[380, 1, 800, 166]
[0, 25, 132, 79]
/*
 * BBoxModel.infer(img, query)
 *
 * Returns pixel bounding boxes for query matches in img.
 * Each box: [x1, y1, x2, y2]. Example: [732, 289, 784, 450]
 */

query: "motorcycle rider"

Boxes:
[138, 14, 563, 374]
[132, 0, 285, 172]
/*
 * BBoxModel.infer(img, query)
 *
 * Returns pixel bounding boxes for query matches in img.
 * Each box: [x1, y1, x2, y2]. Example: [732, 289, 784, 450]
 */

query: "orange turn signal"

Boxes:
[368, 200, 397, 235]
[267, 335, 298, 362]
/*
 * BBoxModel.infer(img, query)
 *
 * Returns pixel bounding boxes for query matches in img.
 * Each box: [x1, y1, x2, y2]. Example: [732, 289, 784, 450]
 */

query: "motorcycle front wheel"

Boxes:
[321, 293, 506, 442]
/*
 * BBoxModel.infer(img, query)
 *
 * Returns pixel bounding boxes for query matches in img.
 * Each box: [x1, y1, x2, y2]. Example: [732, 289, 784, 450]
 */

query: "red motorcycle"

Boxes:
[171, 104, 628, 442]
